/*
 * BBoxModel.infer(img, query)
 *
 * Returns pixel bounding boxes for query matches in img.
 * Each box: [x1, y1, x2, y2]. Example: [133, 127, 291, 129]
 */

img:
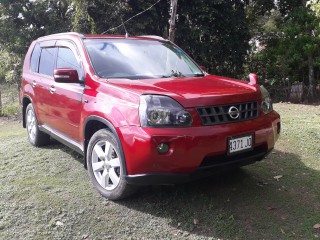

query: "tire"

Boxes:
[86, 129, 137, 200]
[25, 103, 50, 147]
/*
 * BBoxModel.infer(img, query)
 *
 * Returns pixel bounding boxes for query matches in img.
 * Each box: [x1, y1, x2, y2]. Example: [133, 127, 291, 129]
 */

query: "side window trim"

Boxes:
[55, 40, 84, 82]
[30, 43, 41, 73]
[30, 39, 84, 82]
[40, 40, 56, 48]
[30, 40, 57, 76]
[56, 47, 83, 80]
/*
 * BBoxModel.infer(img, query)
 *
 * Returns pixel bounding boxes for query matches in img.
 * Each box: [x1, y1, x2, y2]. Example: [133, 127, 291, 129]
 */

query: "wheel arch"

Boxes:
[22, 95, 33, 128]
[83, 116, 128, 176]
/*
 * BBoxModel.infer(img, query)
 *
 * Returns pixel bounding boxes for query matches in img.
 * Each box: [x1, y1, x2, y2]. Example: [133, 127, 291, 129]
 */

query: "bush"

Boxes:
[0, 102, 19, 117]
[0, 84, 19, 117]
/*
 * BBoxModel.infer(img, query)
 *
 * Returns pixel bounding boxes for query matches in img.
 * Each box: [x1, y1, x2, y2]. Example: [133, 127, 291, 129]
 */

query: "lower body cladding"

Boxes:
[118, 111, 281, 185]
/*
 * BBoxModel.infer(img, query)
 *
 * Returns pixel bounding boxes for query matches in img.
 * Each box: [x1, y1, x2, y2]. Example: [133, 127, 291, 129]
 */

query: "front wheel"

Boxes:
[86, 129, 137, 200]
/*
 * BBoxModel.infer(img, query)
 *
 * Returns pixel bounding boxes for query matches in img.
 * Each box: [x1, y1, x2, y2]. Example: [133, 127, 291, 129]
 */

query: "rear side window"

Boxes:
[30, 43, 41, 72]
[57, 47, 82, 79]
[39, 47, 57, 77]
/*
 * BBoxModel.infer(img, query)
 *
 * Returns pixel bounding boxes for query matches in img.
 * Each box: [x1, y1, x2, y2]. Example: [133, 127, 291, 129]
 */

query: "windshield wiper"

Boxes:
[160, 71, 184, 78]
[192, 73, 205, 77]
[171, 70, 185, 77]
[160, 72, 204, 78]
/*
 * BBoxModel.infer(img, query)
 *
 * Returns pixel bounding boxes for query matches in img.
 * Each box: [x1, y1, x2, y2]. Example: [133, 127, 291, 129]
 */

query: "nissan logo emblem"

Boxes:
[228, 106, 240, 119]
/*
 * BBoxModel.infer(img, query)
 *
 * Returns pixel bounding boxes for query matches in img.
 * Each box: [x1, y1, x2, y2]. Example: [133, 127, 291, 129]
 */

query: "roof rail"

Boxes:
[139, 35, 167, 41]
[39, 32, 85, 39]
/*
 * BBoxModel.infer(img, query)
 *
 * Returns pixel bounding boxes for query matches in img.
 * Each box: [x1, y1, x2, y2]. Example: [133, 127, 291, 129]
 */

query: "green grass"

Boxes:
[0, 103, 319, 239]
[0, 102, 19, 116]
[0, 84, 19, 117]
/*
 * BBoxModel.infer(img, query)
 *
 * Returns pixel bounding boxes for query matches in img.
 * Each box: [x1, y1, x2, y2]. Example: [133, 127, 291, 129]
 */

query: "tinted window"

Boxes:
[30, 43, 41, 72]
[57, 47, 82, 79]
[39, 47, 57, 77]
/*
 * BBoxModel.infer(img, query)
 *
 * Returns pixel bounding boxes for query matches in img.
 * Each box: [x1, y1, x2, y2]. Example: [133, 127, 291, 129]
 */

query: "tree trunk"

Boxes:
[168, 0, 178, 42]
[308, 54, 315, 100]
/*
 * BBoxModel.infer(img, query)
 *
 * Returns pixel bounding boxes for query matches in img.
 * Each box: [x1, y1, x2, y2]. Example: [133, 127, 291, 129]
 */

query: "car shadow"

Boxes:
[40, 138, 320, 239]
[117, 150, 320, 239]
[42, 138, 84, 165]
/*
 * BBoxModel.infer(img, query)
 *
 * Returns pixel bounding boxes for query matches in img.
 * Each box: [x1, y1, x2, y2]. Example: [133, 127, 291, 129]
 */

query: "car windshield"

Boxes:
[84, 38, 204, 79]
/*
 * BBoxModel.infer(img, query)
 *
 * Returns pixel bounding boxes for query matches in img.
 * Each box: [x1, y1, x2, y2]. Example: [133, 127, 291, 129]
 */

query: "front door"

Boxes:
[38, 41, 84, 143]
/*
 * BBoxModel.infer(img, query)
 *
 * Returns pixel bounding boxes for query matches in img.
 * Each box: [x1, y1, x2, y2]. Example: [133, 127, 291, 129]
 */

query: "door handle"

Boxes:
[32, 81, 37, 87]
[49, 86, 56, 94]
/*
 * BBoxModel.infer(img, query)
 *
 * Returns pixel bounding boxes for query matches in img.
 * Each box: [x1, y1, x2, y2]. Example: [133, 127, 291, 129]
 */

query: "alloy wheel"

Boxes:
[91, 140, 121, 191]
[26, 109, 36, 142]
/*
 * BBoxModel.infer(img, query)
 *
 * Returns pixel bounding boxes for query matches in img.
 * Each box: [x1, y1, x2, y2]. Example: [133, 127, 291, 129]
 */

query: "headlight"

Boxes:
[260, 86, 273, 114]
[139, 95, 193, 127]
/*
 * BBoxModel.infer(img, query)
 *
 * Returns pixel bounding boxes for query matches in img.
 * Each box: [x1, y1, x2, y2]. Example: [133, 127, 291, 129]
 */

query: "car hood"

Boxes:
[106, 74, 261, 108]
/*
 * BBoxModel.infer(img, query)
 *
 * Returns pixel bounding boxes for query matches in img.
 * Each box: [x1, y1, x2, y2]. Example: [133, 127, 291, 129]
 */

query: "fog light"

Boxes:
[157, 143, 169, 154]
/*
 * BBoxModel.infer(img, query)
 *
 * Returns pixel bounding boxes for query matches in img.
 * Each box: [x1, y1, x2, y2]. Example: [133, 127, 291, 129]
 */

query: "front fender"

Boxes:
[83, 115, 128, 176]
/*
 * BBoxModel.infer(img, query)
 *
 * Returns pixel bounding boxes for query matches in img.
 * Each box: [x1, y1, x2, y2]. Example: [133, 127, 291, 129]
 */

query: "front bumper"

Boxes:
[125, 148, 273, 185]
[118, 110, 280, 184]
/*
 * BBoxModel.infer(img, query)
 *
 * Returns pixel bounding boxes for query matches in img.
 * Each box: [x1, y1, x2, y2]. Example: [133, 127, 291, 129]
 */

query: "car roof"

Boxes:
[36, 32, 167, 42]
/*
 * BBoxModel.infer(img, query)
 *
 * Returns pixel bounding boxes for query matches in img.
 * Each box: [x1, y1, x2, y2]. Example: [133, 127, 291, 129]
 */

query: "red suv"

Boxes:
[20, 32, 281, 200]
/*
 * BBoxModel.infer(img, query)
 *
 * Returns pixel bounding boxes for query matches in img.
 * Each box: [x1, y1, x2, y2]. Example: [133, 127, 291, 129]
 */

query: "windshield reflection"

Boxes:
[85, 39, 203, 80]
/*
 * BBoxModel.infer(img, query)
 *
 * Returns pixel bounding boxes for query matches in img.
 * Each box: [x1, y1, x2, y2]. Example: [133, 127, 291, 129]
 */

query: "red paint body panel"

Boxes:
[118, 111, 280, 175]
[21, 33, 281, 183]
[106, 75, 261, 108]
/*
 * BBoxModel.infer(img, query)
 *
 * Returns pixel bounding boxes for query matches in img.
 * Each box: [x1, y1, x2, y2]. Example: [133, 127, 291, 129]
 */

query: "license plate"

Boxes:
[228, 134, 253, 154]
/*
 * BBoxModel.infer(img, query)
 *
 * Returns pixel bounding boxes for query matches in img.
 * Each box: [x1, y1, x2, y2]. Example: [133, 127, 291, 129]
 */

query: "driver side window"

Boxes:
[57, 47, 83, 81]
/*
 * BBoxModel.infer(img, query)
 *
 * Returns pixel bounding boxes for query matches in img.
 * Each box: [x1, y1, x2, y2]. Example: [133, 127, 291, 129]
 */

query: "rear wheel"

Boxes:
[86, 129, 137, 200]
[25, 103, 50, 146]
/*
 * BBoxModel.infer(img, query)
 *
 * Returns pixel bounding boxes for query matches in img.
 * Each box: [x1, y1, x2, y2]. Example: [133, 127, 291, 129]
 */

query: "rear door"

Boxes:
[24, 42, 45, 123]
[37, 41, 57, 125]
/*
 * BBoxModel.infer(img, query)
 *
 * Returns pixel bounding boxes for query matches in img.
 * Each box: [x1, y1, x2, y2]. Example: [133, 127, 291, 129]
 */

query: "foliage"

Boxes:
[308, 0, 320, 16]
[71, 0, 251, 78]
[0, 83, 19, 116]
[72, 0, 170, 36]
[175, 0, 251, 77]
[73, 0, 96, 33]
[0, 0, 73, 84]
[245, 0, 276, 33]
[0, 50, 20, 84]
[246, 1, 320, 100]
[0, 0, 320, 101]
[0, 102, 19, 117]
[277, 0, 303, 15]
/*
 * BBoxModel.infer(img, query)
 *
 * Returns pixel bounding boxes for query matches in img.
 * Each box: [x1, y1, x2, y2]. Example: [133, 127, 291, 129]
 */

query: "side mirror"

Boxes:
[247, 73, 258, 85]
[54, 68, 79, 83]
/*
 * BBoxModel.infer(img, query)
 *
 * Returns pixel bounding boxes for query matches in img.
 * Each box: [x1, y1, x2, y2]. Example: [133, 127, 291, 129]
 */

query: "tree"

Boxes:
[72, 0, 251, 78]
[282, 5, 320, 99]
[0, 0, 73, 84]
[246, 0, 320, 101]
[175, 0, 251, 77]
[72, 0, 169, 36]
[168, 0, 178, 41]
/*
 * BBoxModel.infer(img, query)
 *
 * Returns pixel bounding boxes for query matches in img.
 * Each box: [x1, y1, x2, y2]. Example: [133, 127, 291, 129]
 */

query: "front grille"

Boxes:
[196, 102, 259, 126]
